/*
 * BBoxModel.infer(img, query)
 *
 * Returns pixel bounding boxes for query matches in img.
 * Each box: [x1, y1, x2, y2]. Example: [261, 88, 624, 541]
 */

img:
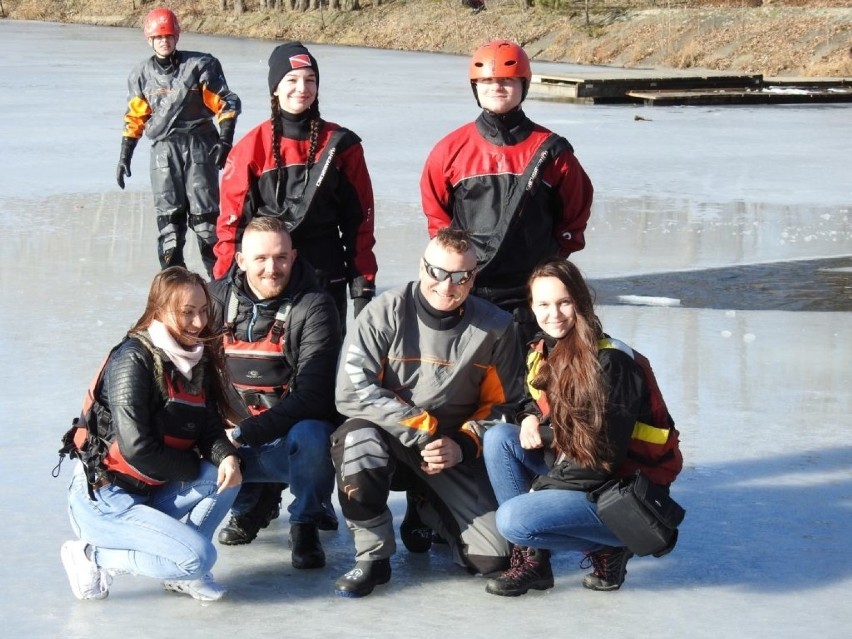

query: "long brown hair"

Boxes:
[528, 259, 612, 471]
[129, 267, 235, 424]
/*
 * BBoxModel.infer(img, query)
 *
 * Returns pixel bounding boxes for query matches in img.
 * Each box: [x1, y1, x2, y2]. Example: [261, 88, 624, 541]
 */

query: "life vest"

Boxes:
[56, 335, 213, 496]
[101, 370, 206, 488]
[526, 337, 683, 486]
[223, 290, 293, 415]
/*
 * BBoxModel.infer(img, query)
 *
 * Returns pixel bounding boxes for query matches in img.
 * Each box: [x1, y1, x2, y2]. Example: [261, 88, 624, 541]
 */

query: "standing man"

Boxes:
[117, 7, 240, 277]
[208, 217, 340, 570]
[421, 39, 593, 346]
[331, 228, 524, 597]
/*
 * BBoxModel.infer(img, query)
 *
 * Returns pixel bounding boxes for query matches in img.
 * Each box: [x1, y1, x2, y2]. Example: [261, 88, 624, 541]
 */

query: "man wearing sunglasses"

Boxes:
[331, 228, 524, 598]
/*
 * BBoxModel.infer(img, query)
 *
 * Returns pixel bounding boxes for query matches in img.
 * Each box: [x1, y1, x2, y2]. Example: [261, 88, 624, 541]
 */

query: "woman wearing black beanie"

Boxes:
[213, 42, 377, 327]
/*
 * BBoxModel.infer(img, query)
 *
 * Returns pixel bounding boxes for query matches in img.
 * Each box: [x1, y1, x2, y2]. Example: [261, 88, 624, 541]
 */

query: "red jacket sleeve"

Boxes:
[337, 142, 378, 296]
[545, 151, 594, 256]
[213, 125, 266, 279]
[420, 139, 454, 238]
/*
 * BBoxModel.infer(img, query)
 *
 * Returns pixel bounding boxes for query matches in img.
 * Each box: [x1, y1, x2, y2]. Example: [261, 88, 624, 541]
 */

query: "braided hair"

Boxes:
[270, 96, 322, 204]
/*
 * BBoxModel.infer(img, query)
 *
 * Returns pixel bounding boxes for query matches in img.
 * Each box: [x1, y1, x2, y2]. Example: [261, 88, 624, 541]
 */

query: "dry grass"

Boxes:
[4, 0, 851, 77]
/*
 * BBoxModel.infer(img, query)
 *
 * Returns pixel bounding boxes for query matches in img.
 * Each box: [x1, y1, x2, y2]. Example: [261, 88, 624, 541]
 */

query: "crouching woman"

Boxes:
[61, 267, 242, 602]
[483, 259, 682, 595]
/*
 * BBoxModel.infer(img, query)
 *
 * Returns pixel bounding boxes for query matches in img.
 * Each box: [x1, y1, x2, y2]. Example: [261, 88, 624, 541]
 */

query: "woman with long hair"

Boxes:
[482, 258, 682, 596]
[60, 267, 242, 602]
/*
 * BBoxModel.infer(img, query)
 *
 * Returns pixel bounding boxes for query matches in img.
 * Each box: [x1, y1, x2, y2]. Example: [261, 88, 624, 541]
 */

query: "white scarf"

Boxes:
[146, 320, 204, 380]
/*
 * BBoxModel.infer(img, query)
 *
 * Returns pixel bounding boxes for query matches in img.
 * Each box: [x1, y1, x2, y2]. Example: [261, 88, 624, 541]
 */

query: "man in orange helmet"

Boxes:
[421, 39, 593, 347]
[117, 7, 241, 278]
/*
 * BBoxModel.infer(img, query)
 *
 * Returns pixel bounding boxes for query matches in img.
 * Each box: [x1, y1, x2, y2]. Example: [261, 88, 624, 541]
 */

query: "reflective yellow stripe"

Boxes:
[526, 349, 543, 400]
[632, 420, 670, 444]
[598, 337, 634, 357]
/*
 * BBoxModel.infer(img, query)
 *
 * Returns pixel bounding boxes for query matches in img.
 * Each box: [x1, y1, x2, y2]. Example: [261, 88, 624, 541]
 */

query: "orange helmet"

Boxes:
[469, 40, 531, 82]
[143, 8, 180, 38]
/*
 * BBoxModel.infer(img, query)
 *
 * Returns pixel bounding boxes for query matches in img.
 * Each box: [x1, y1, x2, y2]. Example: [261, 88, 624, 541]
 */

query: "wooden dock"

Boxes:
[530, 70, 852, 106]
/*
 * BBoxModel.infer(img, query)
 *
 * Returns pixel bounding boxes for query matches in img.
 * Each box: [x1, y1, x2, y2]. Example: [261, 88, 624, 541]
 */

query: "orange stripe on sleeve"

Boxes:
[202, 85, 228, 121]
[123, 96, 151, 138]
[400, 411, 438, 437]
[468, 364, 506, 422]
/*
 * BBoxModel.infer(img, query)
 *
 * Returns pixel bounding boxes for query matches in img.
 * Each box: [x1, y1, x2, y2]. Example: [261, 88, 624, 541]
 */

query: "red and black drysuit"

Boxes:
[213, 114, 377, 326]
[421, 109, 593, 344]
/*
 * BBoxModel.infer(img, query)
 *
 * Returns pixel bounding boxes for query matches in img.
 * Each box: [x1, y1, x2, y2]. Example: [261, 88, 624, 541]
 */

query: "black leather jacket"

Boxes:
[95, 333, 237, 492]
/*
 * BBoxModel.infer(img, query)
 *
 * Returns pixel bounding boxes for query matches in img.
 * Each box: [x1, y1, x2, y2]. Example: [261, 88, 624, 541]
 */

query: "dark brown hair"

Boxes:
[528, 259, 612, 471]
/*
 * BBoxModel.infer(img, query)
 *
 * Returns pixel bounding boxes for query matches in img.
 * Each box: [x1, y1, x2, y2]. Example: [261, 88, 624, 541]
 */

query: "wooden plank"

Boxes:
[532, 72, 763, 98]
[764, 76, 852, 88]
[627, 89, 852, 106]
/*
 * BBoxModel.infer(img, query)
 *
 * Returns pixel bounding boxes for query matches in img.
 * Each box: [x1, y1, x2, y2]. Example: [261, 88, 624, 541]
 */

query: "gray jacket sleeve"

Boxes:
[335, 294, 439, 449]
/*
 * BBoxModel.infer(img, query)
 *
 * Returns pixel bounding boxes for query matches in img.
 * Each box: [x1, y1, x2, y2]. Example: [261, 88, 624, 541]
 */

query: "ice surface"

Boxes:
[0, 21, 850, 639]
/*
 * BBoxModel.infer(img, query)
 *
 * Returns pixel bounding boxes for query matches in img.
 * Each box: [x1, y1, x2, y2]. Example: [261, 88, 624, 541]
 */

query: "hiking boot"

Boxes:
[485, 546, 554, 597]
[289, 523, 326, 569]
[318, 501, 339, 532]
[582, 546, 634, 591]
[60, 540, 111, 600]
[334, 559, 392, 598]
[400, 491, 432, 553]
[163, 573, 226, 601]
[217, 482, 284, 545]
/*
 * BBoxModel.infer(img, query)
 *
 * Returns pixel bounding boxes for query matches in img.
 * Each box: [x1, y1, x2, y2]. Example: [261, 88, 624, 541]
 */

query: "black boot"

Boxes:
[334, 559, 392, 598]
[217, 483, 285, 546]
[485, 546, 554, 597]
[318, 501, 339, 532]
[400, 491, 432, 553]
[289, 523, 326, 569]
[582, 546, 633, 591]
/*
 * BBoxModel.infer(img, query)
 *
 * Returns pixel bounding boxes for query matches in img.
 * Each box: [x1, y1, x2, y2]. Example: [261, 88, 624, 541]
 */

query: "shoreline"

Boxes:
[3, 1, 852, 78]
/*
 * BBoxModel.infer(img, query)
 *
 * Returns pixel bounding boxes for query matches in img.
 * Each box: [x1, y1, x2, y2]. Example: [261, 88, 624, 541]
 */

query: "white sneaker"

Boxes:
[60, 540, 111, 600]
[163, 573, 226, 601]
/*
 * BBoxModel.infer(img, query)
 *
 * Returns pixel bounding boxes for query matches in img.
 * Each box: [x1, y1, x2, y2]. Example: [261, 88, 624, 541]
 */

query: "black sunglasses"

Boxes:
[422, 258, 476, 285]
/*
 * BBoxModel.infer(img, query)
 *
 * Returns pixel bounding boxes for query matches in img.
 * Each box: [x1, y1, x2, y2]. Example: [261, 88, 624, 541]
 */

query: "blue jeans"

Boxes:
[483, 422, 622, 553]
[67, 461, 238, 580]
[483, 422, 551, 506]
[233, 418, 335, 524]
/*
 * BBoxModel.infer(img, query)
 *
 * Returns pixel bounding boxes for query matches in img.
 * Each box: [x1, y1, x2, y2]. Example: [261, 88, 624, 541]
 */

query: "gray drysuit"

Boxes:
[122, 50, 240, 274]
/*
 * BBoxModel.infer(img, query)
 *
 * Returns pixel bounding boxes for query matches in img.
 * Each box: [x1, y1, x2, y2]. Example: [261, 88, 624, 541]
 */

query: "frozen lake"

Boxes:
[0, 20, 850, 638]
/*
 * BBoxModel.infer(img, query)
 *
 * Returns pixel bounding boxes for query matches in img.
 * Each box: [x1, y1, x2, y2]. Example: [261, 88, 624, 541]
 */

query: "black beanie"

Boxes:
[268, 42, 320, 95]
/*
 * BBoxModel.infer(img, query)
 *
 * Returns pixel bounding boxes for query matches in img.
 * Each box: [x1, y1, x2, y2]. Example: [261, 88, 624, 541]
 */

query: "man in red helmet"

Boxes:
[421, 39, 593, 347]
[116, 7, 241, 278]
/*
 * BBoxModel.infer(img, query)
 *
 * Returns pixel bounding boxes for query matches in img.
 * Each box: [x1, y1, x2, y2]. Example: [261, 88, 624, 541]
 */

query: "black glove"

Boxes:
[211, 117, 237, 170]
[210, 140, 232, 170]
[353, 297, 370, 318]
[116, 137, 138, 190]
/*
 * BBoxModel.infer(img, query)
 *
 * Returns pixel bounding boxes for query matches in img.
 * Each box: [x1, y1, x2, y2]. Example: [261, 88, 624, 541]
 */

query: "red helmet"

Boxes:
[143, 8, 180, 38]
[468, 40, 531, 82]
